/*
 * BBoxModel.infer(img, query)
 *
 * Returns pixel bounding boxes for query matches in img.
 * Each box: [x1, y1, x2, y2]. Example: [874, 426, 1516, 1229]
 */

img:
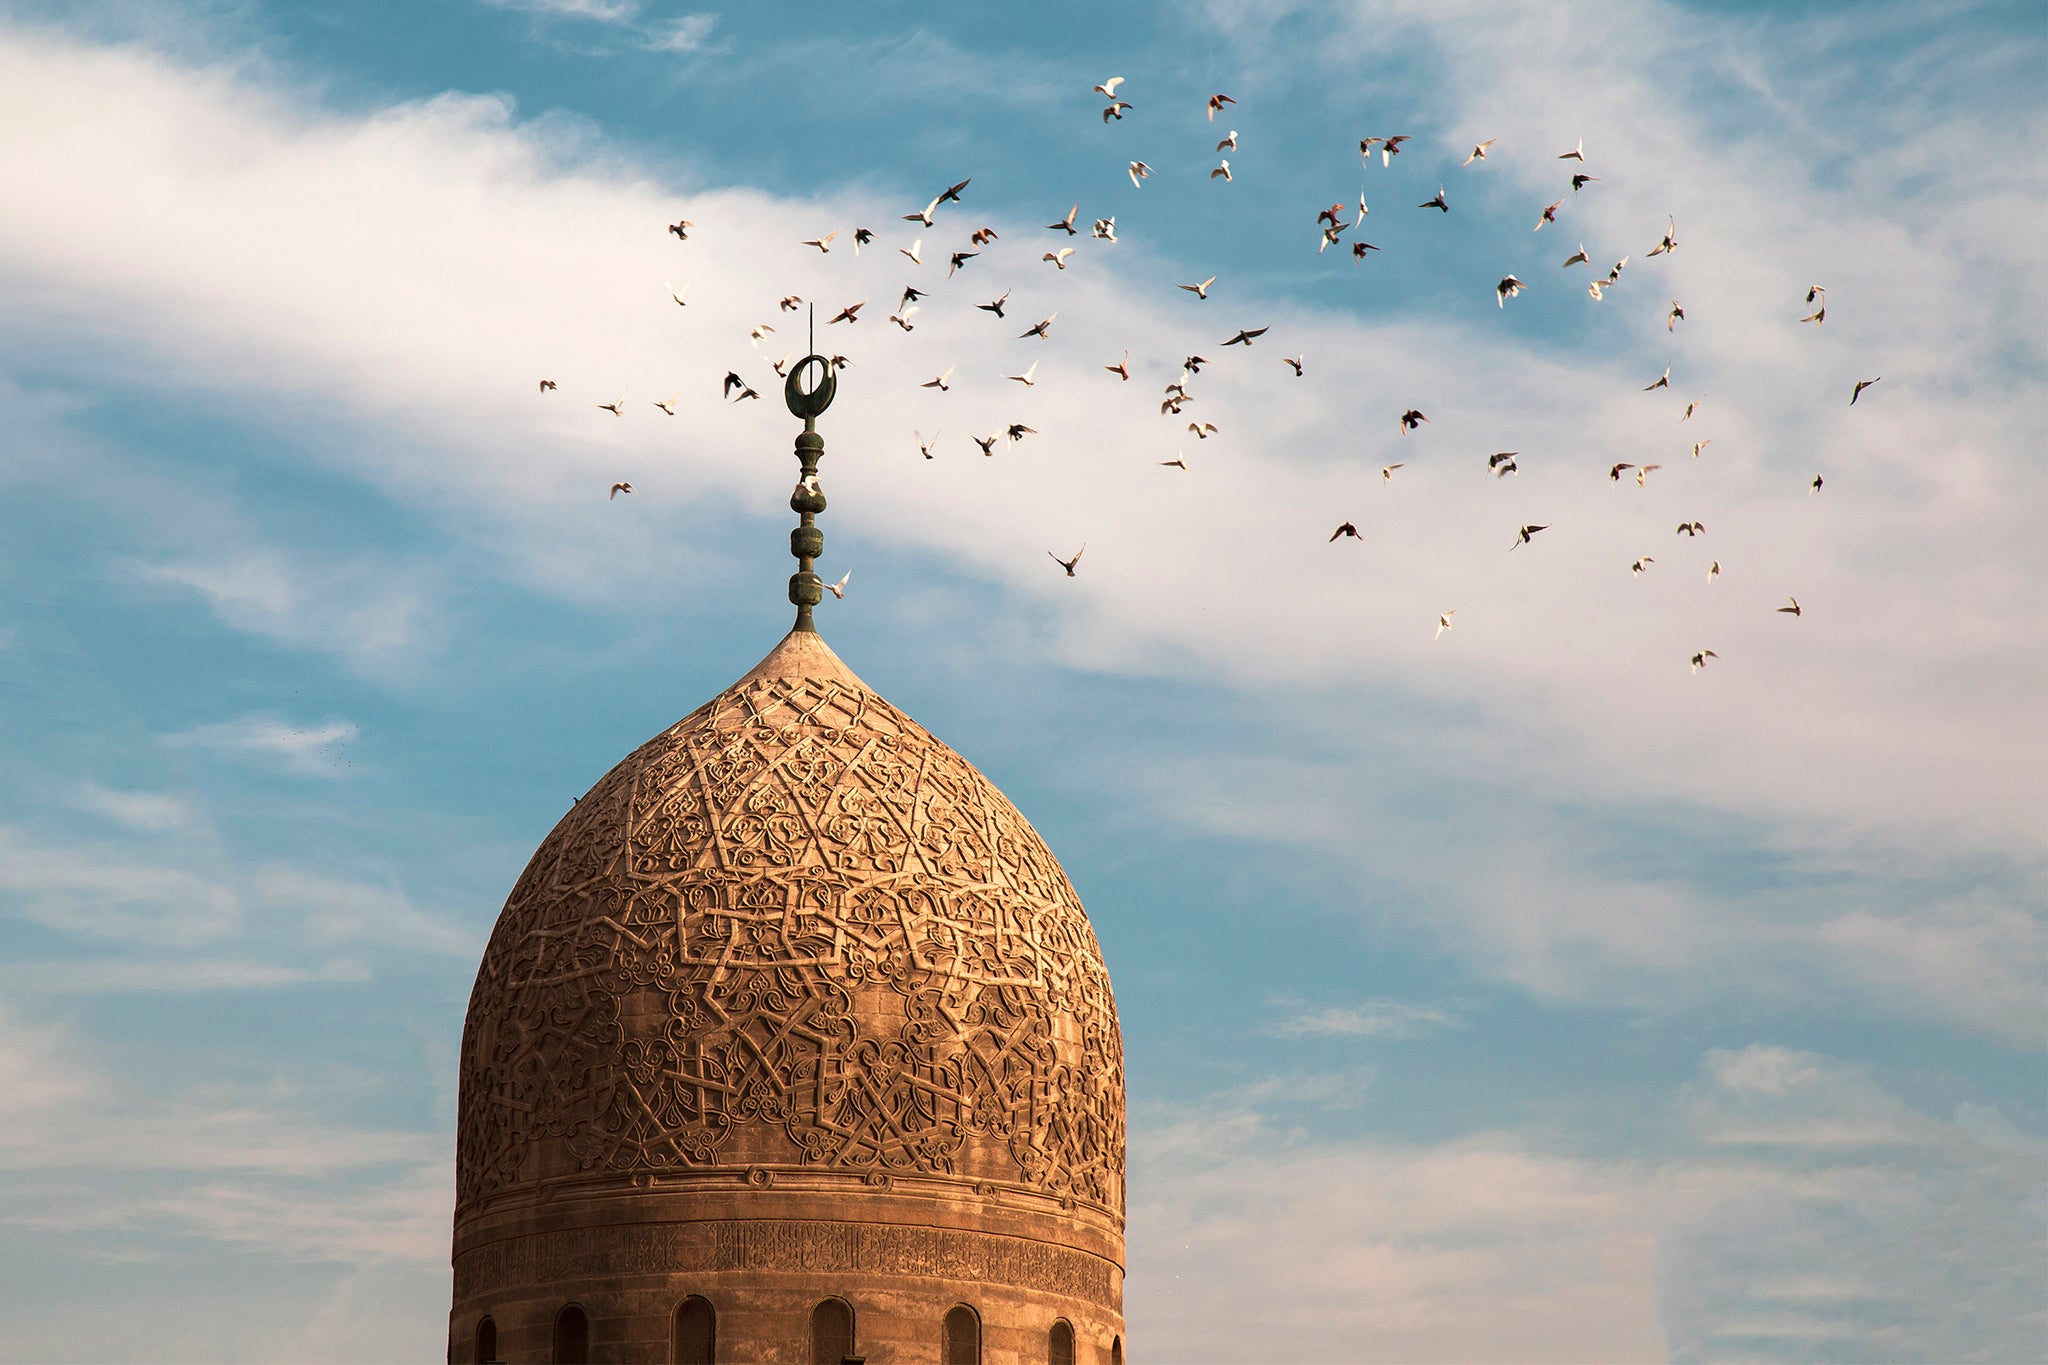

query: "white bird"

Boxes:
[1094, 76, 1124, 97]
[801, 230, 838, 252]
[1588, 279, 1610, 300]
[1188, 421, 1218, 439]
[1044, 247, 1075, 269]
[826, 570, 850, 599]
[1210, 160, 1232, 181]
[902, 192, 945, 227]
[1128, 161, 1151, 188]
[750, 323, 775, 346]
[888, 305, 919, 331]
[651, 392, 679, 415]
[1777, 596, 1803, 617]
[1092, 216, 1117, 241]
[1435, 607, 1459, 639]
[1006, 360, 1039, 387]
[917, 430, 939, 460]
[1647, 217, 1679, 256]
[667, 281, 688, 306]
[1561, 244, 1589, 268]
[597, 393, 625, 415]
[1381, 463, 1404, 484]
[1691, 439, 1712, 459]
[1644, 366, 1671, 392]
[921, 364, 955, 391]
[1682, 397, 1702, 421]
[1282, 354, 1304, 376]
[1217, 129, 1237, 151]
[1559, 137, 1585, 161]
[1667, 301, 1686, 331]
[1178, 274, 1218, 299]
[1463, 138, 1496, 166]
[900, 238, 923, 265]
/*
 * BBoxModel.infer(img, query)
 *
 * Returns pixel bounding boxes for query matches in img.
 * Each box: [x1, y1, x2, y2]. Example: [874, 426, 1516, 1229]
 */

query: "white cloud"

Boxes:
[1270, 997, 1455, 1038]
[67, 782, 202, 834]
[482, 0, 642, 23]
[136, 552, 433, 677]
[160, 713, 359, 776]
[642, 13, 717, 54]
[0, 825, 240, 945]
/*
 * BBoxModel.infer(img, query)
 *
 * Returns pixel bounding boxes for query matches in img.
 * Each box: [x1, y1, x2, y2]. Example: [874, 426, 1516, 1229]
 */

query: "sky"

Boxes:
[0, 0, 2042, 1360]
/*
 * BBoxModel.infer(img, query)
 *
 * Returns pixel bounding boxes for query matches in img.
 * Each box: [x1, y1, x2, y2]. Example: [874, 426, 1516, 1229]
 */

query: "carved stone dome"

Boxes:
[451, 629, 1126, 1363]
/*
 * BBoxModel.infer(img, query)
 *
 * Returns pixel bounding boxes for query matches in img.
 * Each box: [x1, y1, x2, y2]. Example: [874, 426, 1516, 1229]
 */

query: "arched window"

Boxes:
[673, 1295, 716, 1365]
[474, 1315, 497, 1365]
[943, 1304, 981, 1365]
[1111, 1335, 1123, 1365]
[810, 1297, 855, 1364]
[1047, 1318, 1074, 1365]
[553, 1304, 590, 1365]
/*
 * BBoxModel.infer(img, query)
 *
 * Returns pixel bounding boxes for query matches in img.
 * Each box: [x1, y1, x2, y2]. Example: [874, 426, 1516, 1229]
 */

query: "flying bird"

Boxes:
[1207, 92, 1235, 120]
[1376, 134, 1412, 165]
[828, 301, 865, 323]
[1382, 463, 1405, 483]
[921, 364, 955, 391]
[899, 285, 926, 309]
[1488, 450, 1519, 471]
[1400, 408, 1429, 430]
[826, 570, 850, 599]
[1631, 556, 1654, 576]
[1562, 244, 1590, 267]
[1493, 456, 1519, 477]
[1419, 185, 1450, 212]
[670, 283, 689, 307]
[1217, 129, 1237, 151]
[1707, 559, 1720, 583]
[917, 430, 939, 460]
[1189, 421, 1219, 439]
[1644, 366, 1671, 391]
[1044, 247, 1076, 269]
[1668, 301, 1686, 331]
[1689, 649, 1718, 673]
[888, 306, 918, 331]
[1635, 463, 1662, 487]
[1691, 439, 1713, 459]
[938, 177, 971, 205]
[1511, 524, 1549, 550]
[1647, 217, 1679, 256]
[1435, 608, 1459, 639]
[1048, 204, 1080, 235]
[1128, 161, 1151, 188]
[1007, 423, 1036, 442]
[1210, 160, 1233, 182]
[1463, 138, 1496, 165]
[1161, 456, 1187, 470]
[1682, 397, 1702, 421]
[1588, 280, 1610, 300]
[1105, 351, 1131, 381]
[976, 292, 1010, 320]
[948, 250, 977, 277]
[1610, 462, 1636, 482]
[597, 393, 625, 416]
[1050, 545, 1085, 576]
[1006, 360, 1040, 387]
[1093, 76, 1124, 97]
[667, 219, 692, 240]
[1676, 521, 1704, 536]
[1810, 474, 1824, 493]
[1607, 256, 1629, 282]
[1223, 326, 1268, 346]
[900, 238, 923, 265]
[538, 379, 557, 392]
[1851, 377, 1881, 404]
[652, 392, 679, 415]
[609, 481, 633, 499]
[1329, 521, 1361, 542]
[1282, 354, 1304, 376]
[750, 322, 776, 345]
[1802, 303, 1827, 324]
[722, 371, 746, 397]
[971, 226, 999, 246]
[902, 194, 944, 228]
[1183, 355, 1209, 374]
[1179, 275, 1218, 299]
[1102, 99, 1134, 122]
[853, 227, 874, 251]
[777, 294, 801, 312]
[1807, 284, 1827, 303]
[1019, 312, 1057, 340]
[1777, 597, 1803, 617]
[1571, 173, 1600, 191]
[1092, 217, 1118, 241]
[972, 433, 997, 456]
[802, 230, 839, 252]
[1559, 138, 1585, 161]
[1534, 199, 1563, 229]
[1497, 275, 1526, 306]
[1353, 240, 1380, 259]
[733, 384, 760, 401]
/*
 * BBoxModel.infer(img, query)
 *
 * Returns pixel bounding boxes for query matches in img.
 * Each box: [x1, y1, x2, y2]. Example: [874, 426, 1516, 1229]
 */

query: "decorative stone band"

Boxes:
[454, 1219, 1120, 1307]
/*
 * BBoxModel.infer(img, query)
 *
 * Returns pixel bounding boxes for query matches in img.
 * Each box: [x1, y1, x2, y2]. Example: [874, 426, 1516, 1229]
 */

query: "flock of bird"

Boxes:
[535, 76, 1880, 670]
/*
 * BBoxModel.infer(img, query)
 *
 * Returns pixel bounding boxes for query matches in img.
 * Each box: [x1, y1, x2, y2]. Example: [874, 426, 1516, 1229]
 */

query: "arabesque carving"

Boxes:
[456, 640, 1125, 1219]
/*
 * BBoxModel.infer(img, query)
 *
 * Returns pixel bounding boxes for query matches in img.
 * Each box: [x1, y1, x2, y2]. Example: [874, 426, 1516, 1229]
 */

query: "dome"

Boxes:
[451, 628, 1126, 1363]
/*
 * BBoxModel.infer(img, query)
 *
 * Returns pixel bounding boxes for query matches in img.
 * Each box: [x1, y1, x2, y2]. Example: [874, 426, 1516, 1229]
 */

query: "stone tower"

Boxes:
[448, 356, 1127, 1364]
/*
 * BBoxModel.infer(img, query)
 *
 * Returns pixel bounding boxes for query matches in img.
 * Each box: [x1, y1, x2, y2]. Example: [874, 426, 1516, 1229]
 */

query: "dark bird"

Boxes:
[1571, 173, 1599, 191]
[1222, 326, 1268, 347]
[1183, 355, 1210, 373]
[978, 291, 1009, 318]
[722, 370, 745, 397]
[948, 250, 978, 277]
[1493, 456, 1519, 478]
[1810, 474, 1824, 493]
[1668, 301, 1686, 331]
[1534, 199, 1562, 229]
[1511, 524, 1549, 550]
[1400, 408, 1429, 431]
[1049, 545, 1085, 576]
[1102, 100, 1133, 122]
[1207, 92, 1236, 120]
[972, 434, 997, 456]
[1488, 451, 1519, 470]
[1019, 312, 1057, 340]
[1353, 240, 1380, 259]
[828, 301, 865, 324]
[1329, 521, 1361, 542]
[1419, 185, 1450, 212]
[609, 481, 633, 499]
[666, 219, 692, 240]
[778, 295, 802, 312]
[1851, 377, 1881, 405]
[899, 285, 926, 309]
[1690, 649, 1718, 673]
[939, 177, 971, 205]
[853, 227, 875, 250]
[1807, 284, 1827, 304]
[538, 379, 557, 392]
[1007, 423, 1036, 442]
[1610, 462, 1636, 482]
[971, 226, 999, 246]
[1676, 521, 1704, 536]
[734, 384, 760, 401]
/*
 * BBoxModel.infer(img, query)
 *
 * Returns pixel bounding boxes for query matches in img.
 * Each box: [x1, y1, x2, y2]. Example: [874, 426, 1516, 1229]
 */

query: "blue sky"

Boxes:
[0, 0, 2042, 1360]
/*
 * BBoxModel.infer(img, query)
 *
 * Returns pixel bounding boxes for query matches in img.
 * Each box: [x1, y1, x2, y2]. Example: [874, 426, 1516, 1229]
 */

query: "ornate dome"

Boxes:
[456, 625, 1124, 1228]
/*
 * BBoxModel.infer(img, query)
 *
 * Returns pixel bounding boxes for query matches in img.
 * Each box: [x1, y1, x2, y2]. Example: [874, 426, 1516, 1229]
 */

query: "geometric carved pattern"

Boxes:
[456, 634, 1125, 1219]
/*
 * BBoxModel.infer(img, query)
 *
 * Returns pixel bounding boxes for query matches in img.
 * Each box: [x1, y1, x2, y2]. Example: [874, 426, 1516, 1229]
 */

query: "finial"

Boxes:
[783, 352, 836, 633]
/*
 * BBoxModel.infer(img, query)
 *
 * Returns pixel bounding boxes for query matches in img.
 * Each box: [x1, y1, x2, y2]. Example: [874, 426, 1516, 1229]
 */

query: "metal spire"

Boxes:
[782, 342, 836, 634]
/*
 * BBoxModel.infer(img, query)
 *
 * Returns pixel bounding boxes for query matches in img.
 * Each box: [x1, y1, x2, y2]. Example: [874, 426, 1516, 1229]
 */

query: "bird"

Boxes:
[1183, 355, 1209, 374]
[853, 227, 875, 251]
[1223, 326, 1268, 346]
[901, 238, 923, 265]
[1635, 463, 1662, 487]
[1682, 397, 1702, 421]
[669, 283, 689, 307]
[1807, 284, 1827, 303]
[652, 392, 679, 415]
[733, 384, 760, 402]
[888, 306, 918, 331]
[1851, 377, 1881, 405]
[902, 194, 944, 228]
[1329, 521, 1361, 542]
[1102, 99, 1134, 122]
[1006, 361, 1039, 387]
[1435, 608, 1460, 639]
[1667, 301, 1686, 331]
[972, 434, 997, 456]
[828, 301, 865, 324]
[970, 226, 999, 246]
[938, 177, 971, 205]
[1379, 134, 1411, 165]
[1559, 138, 1585, 161]
[1810, 474, 1824, 494]
[1050, 545, 1085, 576]
[1210, 160, 1233, 182]
[538, 379, 557, 392]
[1493, 456, 1519, 478]
[1282, 354, 1304, 376]
[1562, 244, 1590, 267]
[1588, 279, 1611, 300]
[1207, 92, 1235, 120]
[1400, 408, 1429, 431]
[1092, 217, 1117, 241]
[1497, 275, 1526, 306]
[1048, 204, 1079, 235]
[1419, 185, 1450, 212]
[1179, 275, 1218, 299]
[609, 481, 633, 499]
[1217, 129, 1237, 151]
[1707, 559, 1720, 583]
[1105, 352, 1130, 381]
[1093, 76, 1124, 97]
[1631, 556, 1654, 576]
[826, 570, 850, 599]
[1676, 521, 1704, 536]
[977, 290, 1009, 318]
[1644, 366, 1671, 391]
[750, 322, 776, 345]
[1777, 596, 1803, 617]
[1534, 199, 1562, 230]
[1019, 313, 1057, 340]
[797, 473, 821, 498]
[778, 294, 801, 312]
[921, 364, 955, 391]
[1382, 463, 1405, 483]
[802, 230, 839, 252]
[1489, 450, 1519, 471]
[771, 354, 792, 377]
[1571, 173, 1599, 191]
[1161, 456, 1188, 470]
[1189, 421, 1218, 439]
[597, 393, 625, 416]
[1044, 247, 1076, 269]
[1610, 462, 1636, 482]
[1353, 240, 1380, 259]
[917, 430, 939, 460]
[1007, 423, 1036, 442]
[1647, 217, 1679, 256]
[1690, 649, 1718, 673]
[722, 371, 746, 397]
[948, 250, 977, 277]
[1607, 256, 1629, 282]
[1128, 161, 1151, 188]
[1463, 138, 1496, 165]
[899, 285, 926, 309]
[667, 219, 692, 240]
[1802, 303, 1827, 324]
[1511, 524, 1549, 550]
[1691, 439, 1712, 459]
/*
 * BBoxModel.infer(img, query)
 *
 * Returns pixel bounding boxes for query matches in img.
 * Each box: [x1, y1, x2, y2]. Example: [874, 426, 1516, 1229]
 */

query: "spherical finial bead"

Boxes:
[788, 572, 823, 607]
[790, 526, 823, 559]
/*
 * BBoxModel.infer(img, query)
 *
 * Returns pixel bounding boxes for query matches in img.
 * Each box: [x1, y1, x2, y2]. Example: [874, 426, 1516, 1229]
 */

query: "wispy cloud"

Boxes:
[66, 782, 202, 834]
[135, 552, 432, 678]
[1270, 997, 1456, 1038]
[481, 0, 642, 23]
[160, 714, 359, 777]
